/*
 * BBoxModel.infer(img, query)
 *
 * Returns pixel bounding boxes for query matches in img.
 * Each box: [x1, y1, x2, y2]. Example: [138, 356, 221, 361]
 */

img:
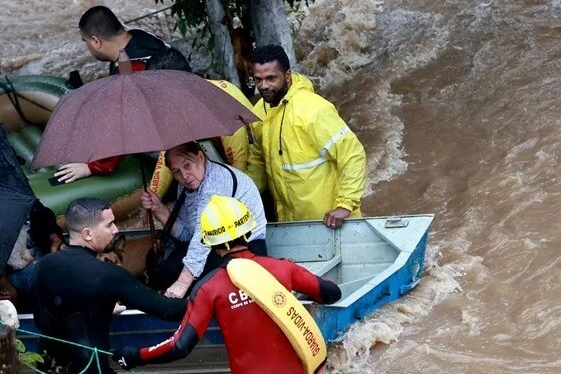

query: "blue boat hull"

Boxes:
[17, 215, 434, 354]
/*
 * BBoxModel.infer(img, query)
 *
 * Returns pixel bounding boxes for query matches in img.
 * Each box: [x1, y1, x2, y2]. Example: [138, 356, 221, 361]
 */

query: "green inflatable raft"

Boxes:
[0, 75, 145, 224]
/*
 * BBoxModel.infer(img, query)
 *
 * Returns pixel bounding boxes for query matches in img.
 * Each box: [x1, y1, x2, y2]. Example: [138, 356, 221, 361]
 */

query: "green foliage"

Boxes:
[156, 0, 209, 37]
[155, 0, 316, 37]
[16, 338, 65, 373]
[16, 338, 45, 369]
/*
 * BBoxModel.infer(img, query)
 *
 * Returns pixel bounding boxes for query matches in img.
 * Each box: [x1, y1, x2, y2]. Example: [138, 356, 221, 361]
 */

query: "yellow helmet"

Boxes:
[200, 195, 256, 248]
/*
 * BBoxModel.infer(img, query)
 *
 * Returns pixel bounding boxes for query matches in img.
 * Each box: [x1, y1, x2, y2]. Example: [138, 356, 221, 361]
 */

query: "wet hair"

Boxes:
[66, 197, 110, 233]
[165, 141, 205, 168]
[145, 47, 192, 73]
[252, 45, 290, 72]
[79, 6, 125, 39]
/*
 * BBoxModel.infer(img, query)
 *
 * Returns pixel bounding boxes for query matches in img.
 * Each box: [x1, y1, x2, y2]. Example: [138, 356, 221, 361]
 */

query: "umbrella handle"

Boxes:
[138, 156, 160, 254]
[148, 210, 161, 254]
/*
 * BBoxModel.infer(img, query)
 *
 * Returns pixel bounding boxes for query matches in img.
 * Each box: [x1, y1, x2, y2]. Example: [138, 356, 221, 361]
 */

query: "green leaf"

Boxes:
[177, 18, 187, 36]
[15, 338, 26, 353]
[19, 352, 44, 365]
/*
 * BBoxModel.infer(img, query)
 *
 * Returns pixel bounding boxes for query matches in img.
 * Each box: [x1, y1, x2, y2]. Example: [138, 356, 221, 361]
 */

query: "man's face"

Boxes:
[253, 61, 291, 106]
[81, 32, 112, 62]
[89, 208, 119, 252]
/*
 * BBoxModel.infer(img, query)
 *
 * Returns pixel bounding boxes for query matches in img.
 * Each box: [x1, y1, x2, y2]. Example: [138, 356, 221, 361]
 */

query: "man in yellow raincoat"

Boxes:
[247, 45, 366, 229]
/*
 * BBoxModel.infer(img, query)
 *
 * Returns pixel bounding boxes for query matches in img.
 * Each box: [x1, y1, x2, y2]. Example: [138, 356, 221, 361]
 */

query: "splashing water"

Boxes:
[3, 0, 561, 372]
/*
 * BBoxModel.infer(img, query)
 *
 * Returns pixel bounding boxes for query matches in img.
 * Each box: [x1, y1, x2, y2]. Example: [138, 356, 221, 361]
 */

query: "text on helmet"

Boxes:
[204, 226, 226, 236]
[234, 211, 251, 228]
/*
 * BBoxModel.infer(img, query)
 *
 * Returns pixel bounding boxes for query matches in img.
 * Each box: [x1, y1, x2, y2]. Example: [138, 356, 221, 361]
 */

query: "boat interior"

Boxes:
[121, 215, 434, 307]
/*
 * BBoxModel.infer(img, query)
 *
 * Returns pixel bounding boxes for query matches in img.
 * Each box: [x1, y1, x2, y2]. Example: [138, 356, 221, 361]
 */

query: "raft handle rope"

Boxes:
[0, 317, 135, 374]
[0, 76, 54, 127]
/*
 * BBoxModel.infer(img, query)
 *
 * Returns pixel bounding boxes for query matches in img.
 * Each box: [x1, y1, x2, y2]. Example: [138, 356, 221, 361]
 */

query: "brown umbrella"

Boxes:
[30, 69, 260, 169]
[30, 61, 260, 254]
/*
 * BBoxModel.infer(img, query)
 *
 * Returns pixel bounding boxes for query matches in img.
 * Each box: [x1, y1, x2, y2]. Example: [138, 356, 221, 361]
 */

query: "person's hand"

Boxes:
[164, 267, 193, 298]
[54, 163, 92, 183]
[22, 251, 35, 265]
[49, 234, 66, 253]
[141, 189, 169, 224]
[165, 280, 189, 299]
[112, 346, 141, 370]
[323, 207, 351, 229]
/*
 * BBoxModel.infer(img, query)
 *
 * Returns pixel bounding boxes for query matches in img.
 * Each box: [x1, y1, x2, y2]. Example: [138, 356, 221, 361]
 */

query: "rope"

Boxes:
[0, 76, 54, 127]
[0, 317, 135, 373]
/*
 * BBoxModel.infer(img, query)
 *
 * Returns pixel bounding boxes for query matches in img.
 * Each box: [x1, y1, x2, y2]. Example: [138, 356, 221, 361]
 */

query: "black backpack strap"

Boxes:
[161, 161, 236, 235]
[220, 256, 233, 269]
[209, 160, 238, 197]
[162, 187, 187, 234]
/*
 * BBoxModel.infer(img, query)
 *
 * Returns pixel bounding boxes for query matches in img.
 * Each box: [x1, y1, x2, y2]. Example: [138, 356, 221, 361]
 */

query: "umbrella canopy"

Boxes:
[31, 70, 260, 169]
[0, 126, 36, 278]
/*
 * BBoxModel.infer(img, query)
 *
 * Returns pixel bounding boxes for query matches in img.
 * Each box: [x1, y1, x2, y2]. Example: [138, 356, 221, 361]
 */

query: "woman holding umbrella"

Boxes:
[141, 141, 267, 298]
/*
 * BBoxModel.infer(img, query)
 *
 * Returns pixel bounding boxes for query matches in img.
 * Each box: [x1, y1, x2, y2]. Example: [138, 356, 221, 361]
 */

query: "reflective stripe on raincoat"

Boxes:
[246, 73, 366, 222]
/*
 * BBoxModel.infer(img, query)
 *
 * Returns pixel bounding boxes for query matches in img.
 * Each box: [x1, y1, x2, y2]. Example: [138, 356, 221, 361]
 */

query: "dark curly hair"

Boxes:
[252, 45, 290, 72]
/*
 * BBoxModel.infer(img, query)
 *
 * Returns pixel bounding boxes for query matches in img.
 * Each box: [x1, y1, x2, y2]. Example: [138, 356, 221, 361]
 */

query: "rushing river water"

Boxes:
[3, 0, 561, 373]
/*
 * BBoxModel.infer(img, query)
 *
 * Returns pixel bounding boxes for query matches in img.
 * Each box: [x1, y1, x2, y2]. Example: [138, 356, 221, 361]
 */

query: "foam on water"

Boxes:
[1, 1, 478, 372]
[297, 2, 451, 198]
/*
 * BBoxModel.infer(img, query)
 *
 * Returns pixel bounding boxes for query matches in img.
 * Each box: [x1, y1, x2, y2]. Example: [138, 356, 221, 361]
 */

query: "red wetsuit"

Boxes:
[137, 249, 341, 373]
[87, 155, 125, 175]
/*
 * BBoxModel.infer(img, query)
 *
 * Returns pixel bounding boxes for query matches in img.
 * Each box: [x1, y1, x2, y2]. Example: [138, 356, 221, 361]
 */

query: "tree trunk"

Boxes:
[250, 0, 297, 70]
[0, 324, 19, 372]
[205, 0, 241, 87]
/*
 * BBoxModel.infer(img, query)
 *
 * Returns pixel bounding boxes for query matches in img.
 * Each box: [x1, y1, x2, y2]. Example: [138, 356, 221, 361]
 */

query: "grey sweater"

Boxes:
[172, 161, 267, 277]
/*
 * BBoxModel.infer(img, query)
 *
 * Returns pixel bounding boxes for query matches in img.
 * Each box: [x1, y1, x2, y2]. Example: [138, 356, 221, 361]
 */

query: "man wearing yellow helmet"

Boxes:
[113, 195, 342, 373]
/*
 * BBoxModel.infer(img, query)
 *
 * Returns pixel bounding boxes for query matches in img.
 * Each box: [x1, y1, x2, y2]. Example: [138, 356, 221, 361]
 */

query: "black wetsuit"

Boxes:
[33, 245, 186, 373]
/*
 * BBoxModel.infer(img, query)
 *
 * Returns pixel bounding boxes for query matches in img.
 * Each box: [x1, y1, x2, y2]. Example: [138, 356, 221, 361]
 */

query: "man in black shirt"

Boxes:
[79, 5, 170, 75]
[33, 197, 186, 373]
[55, 6, 172, 184]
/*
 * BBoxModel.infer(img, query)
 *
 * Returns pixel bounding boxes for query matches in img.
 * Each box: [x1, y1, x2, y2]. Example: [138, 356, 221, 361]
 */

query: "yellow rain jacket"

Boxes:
[209, 80, 254, 171]
[150, 79, 257, 198]
[246, 73, 366, 222]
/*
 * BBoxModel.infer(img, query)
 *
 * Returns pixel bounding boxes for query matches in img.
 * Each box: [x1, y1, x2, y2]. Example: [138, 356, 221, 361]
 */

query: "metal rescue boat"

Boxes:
[18, 214, 434, 363]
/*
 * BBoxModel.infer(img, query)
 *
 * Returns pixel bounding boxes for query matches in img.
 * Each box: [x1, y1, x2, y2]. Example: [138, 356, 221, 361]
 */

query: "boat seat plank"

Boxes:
[299, 255, 342, 277]
[340, 262, 394, 283]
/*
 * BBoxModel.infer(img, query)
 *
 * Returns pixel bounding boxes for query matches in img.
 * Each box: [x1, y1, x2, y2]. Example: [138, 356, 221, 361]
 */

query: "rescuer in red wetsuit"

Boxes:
[53, 5, 171, 184]
[112, 195, 342, 373]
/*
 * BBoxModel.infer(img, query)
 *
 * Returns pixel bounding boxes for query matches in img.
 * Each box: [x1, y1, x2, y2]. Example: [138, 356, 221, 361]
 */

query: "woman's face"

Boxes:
[168, 150, 206, 190]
